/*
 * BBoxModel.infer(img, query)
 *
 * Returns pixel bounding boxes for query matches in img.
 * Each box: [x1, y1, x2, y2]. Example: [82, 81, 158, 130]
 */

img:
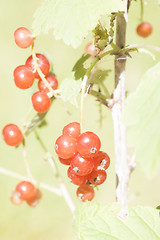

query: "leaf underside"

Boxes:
[32, 0, 125, 48]
[74, 203, 160, 240]
[124, 62, 160, 177]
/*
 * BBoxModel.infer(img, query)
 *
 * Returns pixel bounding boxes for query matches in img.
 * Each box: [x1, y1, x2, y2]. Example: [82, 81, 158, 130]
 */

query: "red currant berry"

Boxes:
[16, 181, 36, 201]
[84, 42, 96, 56]
[13, 65, 35, 89]
[77, 131, 101, 158]
[93, 151, 110, 171]
[55, 135, 77, 159]
[136, 22, 153, 38]
[14, 27, 33, 48]
[25, 53, 50, 79]
[58, 157, 71, 165]
[31, 91, 51, 113]
[76, 184, 95, 202]
[63, 122, 80, 139]
[10, 190, 23, 205]
[38, 74, 58, 93]
[2, 124, 23, 146]
[71, 153, 94, 176]
[67, 167, 87, 185]
[88, 170, 107, 185]
[26, 188, 42, 207]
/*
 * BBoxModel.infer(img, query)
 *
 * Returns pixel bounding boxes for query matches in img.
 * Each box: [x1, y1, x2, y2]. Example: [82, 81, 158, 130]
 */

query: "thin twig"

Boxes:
[0, 167, 61, 196]
[129, 44, 160, 52]
[22, 139, 34, 181]
[35, 130, 75, 213]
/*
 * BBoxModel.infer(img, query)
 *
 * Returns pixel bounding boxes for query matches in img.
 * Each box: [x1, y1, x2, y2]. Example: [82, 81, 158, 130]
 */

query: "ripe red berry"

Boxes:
[13, 65, 35, 89]
[93, 151, 110, 171]
[55, 135, 77, 159]
[25, 53, 50, 79]
[88, 170, 107, 185]
[67, 167, 87, 185]
[26, 188, 42, 207]
[136, 22, 153, 38]
[10, 190, 23, 205]
[77, 131, 101, 158]
[16, 181, 36, 201]
[38, 74, 58, 93]
[31, 91, 51, 113]
[63, 122, 80, 139]
[58, 157, 71, 165]
[2, 124, 23, 146]
[76, 184, 95, 202]
[71, 153, 94, 176]
[84, 42, 96, 56]
[14, 27, 33, 48]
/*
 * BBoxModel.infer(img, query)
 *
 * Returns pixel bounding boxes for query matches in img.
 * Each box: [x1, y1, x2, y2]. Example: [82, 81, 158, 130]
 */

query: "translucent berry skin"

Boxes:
[93, 151, 110, 171]
[77, 131, 101, 158]
[25, 53, 50, 79]
[76, 184, 95, 202]
[14, 27, 33, 48]
[13, 65, 35, 89]
[67, 167, 87, 185]
[71, 153, 94, 176]
[84, 42, 96, 56]
[10, 190, 23, 205]
[26, 188, 42, 207]
[38, 74, 58, 93]
[88, 170, 107, 185]
[55, 135, 77, 159]
[136, 22, 153, 38]
[58, 157, 71, 165]
[2, 124, 23, 146]
[16, 181, 36, 201]
[31, 91, 51, 113]
[63, 122, 80, 139]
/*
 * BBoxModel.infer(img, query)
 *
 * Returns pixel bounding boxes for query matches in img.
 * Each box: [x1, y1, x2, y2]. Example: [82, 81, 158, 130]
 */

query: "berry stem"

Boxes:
[80, 48, 119, 132]
[34, 130, 75, 213]
[140, 0, 144, 22]
[22, 139, 35, 181]
[31, 44, 58, 98]
[0, 166, 61, 196]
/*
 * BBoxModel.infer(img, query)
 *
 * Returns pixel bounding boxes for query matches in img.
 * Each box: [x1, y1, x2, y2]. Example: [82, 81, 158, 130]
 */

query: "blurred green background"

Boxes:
[0, 0, 160, 239]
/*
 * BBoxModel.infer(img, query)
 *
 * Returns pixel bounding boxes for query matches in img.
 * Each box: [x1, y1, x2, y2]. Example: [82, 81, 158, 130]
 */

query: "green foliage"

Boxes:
[60, 78, 82, 106]
[74, 203, 160, 240]
[124, 62, 160, 177]
[72, 54, 90, 80]
[93, 24, 110, 51]
[32, 0, 125, 48]
[90, 69, 111, 85]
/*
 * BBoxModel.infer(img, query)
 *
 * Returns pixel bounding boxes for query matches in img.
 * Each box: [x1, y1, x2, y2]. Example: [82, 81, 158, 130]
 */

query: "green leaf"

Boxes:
[60, 78, 82, 106]
[124, 62, 160, 177]
[32, 0, 125, 48]
[90, 69, 111, 84]
[74, 203, 160, 240]
[72, 54, 90, 80]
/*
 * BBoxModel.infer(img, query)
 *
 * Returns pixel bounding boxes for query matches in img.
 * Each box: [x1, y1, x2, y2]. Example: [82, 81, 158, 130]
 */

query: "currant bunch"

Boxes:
[13, 27, 58, 113]
[55, 122, 110, 202]
[10, 181, 42, 207]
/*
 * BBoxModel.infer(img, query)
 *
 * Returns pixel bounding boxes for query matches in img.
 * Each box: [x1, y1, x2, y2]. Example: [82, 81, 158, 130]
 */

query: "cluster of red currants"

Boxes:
[14, 27, 58, 113]
[10, 181, 41, 207]
[55, 122, 110, 202]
